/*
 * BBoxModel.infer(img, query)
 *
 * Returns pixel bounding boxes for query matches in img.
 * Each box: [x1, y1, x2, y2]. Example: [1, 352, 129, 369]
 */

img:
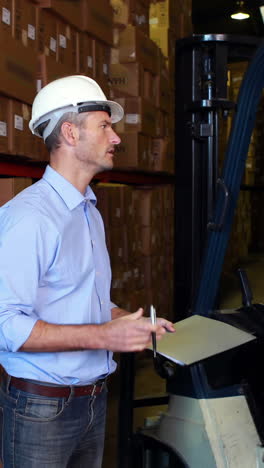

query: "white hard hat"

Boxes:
[29, 75, 124, 141]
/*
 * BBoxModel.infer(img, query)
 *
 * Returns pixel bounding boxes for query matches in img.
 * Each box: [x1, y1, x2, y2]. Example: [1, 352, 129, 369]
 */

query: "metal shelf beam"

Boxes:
[0, 161, 175, 185]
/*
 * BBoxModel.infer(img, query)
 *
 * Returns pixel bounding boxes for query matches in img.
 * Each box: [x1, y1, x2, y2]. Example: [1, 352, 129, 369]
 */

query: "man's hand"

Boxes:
[100, 308, 175, 352]
[20, 308, 175, 353]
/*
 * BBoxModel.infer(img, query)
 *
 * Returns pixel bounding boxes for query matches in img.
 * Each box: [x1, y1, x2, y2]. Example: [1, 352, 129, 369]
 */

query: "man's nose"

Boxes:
[110, 128, 121, 145]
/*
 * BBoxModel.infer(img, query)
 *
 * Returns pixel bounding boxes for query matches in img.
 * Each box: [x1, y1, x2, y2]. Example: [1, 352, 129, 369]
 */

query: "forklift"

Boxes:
[117, 34, 264, 467]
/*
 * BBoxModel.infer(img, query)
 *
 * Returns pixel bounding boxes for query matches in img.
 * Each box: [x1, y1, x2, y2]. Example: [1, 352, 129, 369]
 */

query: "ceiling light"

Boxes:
[259, 5, 264, 23]
[231, 1, 250, 20]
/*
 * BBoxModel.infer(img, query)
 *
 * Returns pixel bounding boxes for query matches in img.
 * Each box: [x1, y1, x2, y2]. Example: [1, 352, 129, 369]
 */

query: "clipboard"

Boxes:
[156, 314, 256, 366]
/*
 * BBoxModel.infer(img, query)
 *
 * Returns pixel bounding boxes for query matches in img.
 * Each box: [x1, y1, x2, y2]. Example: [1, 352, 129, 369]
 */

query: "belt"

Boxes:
[2, 372, 105, 398]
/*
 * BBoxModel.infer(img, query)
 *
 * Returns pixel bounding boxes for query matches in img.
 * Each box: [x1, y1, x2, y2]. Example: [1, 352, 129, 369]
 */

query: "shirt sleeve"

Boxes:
[110, 301, 118, 310]
[0, 207, 58, 352]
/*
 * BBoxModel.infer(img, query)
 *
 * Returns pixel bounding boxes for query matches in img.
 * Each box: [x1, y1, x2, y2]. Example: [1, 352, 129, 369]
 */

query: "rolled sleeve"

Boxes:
[0, 207, 57, 352]
[0, 310, 38, 351]
[110, 301, 118, 310]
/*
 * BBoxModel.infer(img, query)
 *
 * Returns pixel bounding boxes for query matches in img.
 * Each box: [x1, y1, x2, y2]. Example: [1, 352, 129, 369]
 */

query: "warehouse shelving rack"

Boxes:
[0, 160, 175, 185]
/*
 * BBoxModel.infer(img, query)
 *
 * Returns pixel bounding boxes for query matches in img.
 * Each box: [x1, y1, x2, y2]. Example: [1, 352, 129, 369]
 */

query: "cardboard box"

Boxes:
[155, 109, 166, 137]
[21, 102, 34, 158]
[56, 17, 69, 64]
[109, 63, 159, 104]
[109, 62, 145, 98]
[37, 53, 74, 86]
[92, 183, 110, 227]
[122, 185, 133, 225]
[143, 69, 158, 104]
[0, 177, 32, 206]
[155, 73, 170, 111]
[150, 137, 169, 172]
[143, 254, 161, 289]
[137, 187, 162, 226]
[8, 99, 28, 156]
[29, 134, 49, 162]
[111, 0, 129, 27]
[149, 0, 177, 31]
[78, 32, 95, 77]
[138, 0, 151, 9]
[0, 95, 9, 154]
[0, 28, 37, 103]
[109, 225, 128, 265]
[111, 0, 149, 34]
[125, 224, 141, 260]
[83, 0, 114, 46]
[94, 38, 111, 91]
[56, 17, 78, 72]
[121, 288, 148, 316]
[110, 43, 120, 65]
[0, 0, 12, 36]
[132, 258, 145, 289]
[149, 25, 175, 59]
[114, 97, 158, 137]
[111, 262, 126, 292]
[179, 0, 193, 38]
[114, 132, 151, 169]
[94, 183, 133, 229]
[140, 225, 161, 256]
[37, 7, 57, 59]
[13, 0, 37, 49]
[20, 101, 46, 161]
[118, 25, 159, 74]
[107, 184, 125, 227]
[34, 0, 85, 30]
[129, 0, 149, 35]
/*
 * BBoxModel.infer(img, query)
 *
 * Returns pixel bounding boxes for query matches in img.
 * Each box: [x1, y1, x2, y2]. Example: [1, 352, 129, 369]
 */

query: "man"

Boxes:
[0, 75, 174, 468]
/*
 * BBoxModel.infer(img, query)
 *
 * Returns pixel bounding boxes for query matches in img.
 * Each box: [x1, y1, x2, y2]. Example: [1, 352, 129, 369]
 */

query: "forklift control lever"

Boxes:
[153, 354, 178, 380]
[237, 268, 253, 307]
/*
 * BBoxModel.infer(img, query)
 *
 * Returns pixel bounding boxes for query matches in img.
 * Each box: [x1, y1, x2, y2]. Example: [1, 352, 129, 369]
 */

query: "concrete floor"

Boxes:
[102, 252, 264, 468]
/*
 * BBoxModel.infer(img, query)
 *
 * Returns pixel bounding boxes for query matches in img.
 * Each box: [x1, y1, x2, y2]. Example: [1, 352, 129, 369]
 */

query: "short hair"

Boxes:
[35, 112, 87, 153]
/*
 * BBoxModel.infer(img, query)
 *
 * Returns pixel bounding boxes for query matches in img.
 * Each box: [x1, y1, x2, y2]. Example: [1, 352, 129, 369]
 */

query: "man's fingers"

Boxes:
[106, 309, 175, 353]
[156, 318, 175, 333]
[121, 308, 144, 321]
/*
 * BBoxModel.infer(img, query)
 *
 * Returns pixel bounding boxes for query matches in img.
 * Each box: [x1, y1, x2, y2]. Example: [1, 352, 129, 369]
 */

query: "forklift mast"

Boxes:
[174, 34, 261, 319]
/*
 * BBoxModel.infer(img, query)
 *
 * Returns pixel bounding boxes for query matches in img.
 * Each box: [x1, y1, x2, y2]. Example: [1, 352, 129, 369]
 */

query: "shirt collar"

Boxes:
[42, 165, 97, 210]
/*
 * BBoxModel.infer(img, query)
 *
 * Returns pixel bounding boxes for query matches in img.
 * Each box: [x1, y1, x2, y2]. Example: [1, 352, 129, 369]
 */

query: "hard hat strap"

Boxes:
[78, 103, 111, 116]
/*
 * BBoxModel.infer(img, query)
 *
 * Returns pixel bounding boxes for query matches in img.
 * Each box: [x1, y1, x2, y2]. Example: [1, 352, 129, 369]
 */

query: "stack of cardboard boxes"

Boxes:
[0, 0, 192, 319]
[0, 0, 45, 161]
[93, 182, 175, 319]
[0, 0, 116, 162]
[109, 0, 193, 173]
[0, 0, 193, 167]
[0, 176, 33, 205]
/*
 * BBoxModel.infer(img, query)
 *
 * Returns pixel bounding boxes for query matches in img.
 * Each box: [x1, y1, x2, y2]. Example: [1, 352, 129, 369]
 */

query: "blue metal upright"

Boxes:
[193, 38, 264, 316]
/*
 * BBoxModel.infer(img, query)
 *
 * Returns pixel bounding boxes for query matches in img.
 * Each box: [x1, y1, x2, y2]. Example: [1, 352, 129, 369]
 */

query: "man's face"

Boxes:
[75, 111, 121, 173]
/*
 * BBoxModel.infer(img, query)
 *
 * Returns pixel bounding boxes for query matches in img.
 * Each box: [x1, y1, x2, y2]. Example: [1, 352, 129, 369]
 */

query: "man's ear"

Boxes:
[61, 122, 79, 145]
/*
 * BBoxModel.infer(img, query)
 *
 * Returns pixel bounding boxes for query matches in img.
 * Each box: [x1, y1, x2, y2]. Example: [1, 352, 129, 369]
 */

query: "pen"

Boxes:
[150, 304, 157, 358]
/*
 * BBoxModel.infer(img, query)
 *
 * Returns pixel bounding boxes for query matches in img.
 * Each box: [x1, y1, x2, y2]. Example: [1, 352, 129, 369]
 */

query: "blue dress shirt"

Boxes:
[0, 165, 117, 385]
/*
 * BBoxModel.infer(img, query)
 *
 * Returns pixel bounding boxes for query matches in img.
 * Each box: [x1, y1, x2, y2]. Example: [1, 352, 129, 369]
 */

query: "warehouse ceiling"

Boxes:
[192, 0, 264, 37]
